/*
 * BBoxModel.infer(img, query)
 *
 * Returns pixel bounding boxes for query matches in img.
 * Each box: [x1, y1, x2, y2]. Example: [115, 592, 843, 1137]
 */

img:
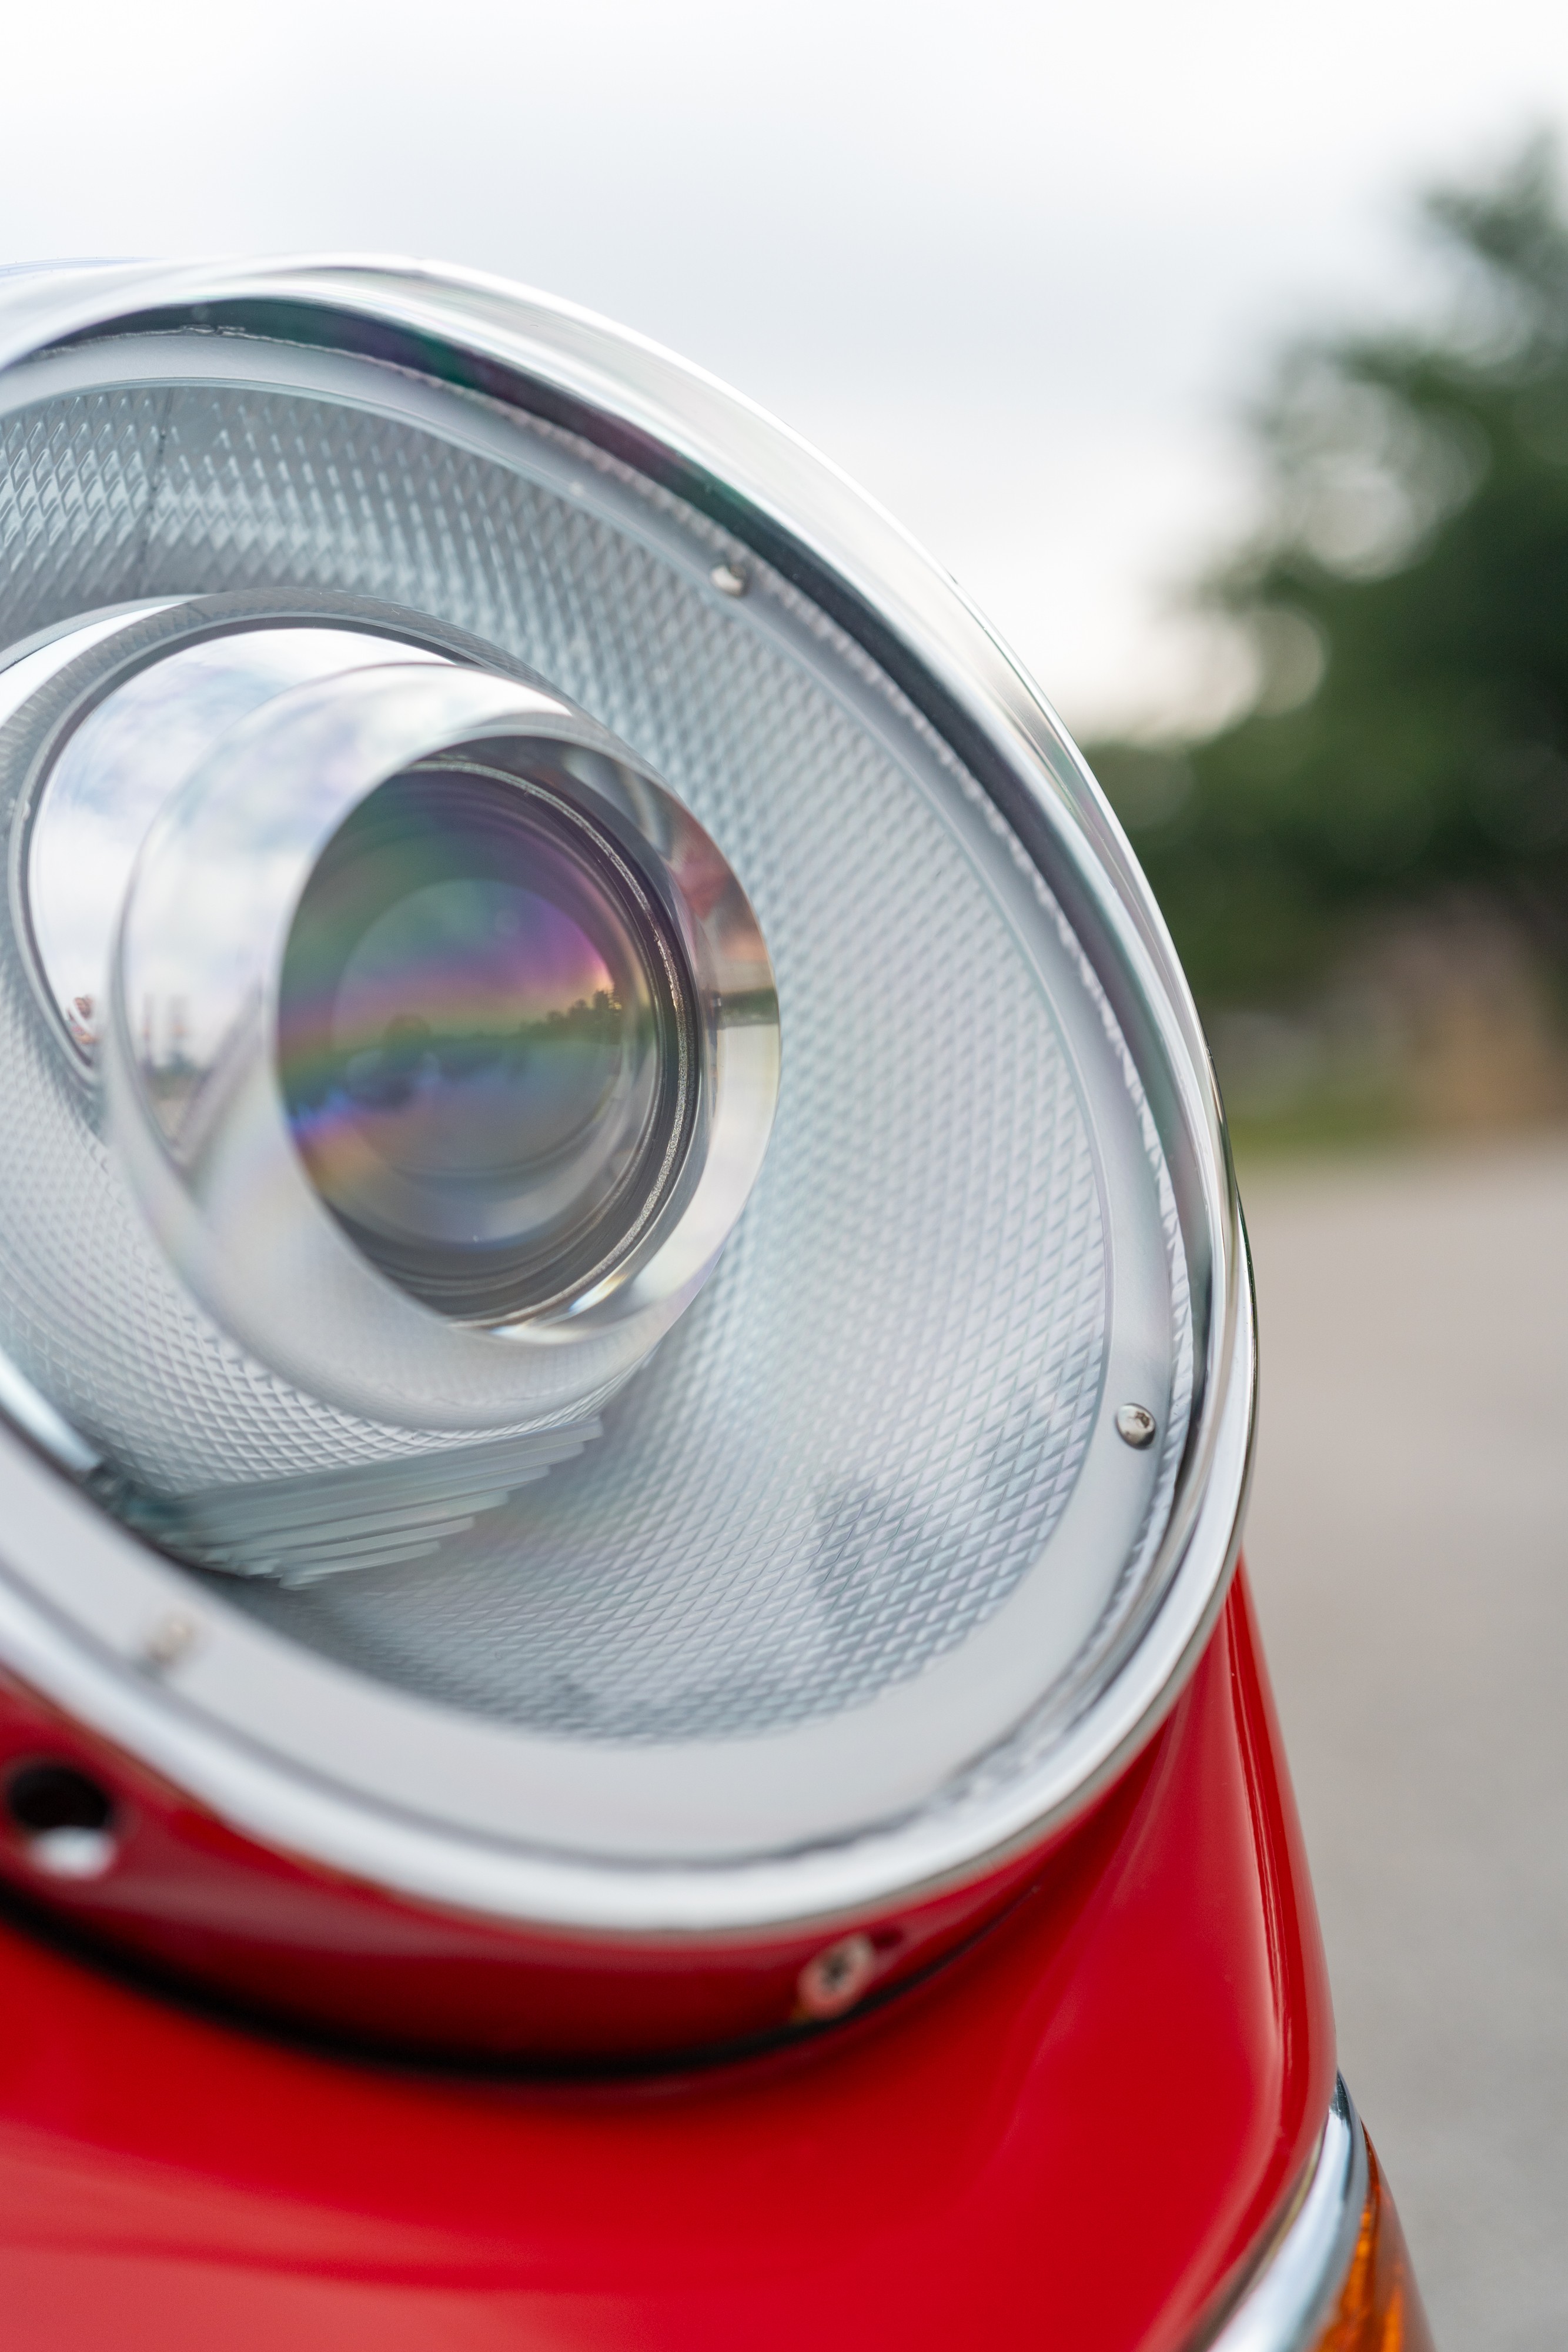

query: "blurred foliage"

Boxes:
[1088, 138, 1568, 1028]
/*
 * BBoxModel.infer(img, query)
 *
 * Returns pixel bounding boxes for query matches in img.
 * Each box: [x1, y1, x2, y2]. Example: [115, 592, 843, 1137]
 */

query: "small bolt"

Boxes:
[797, 1931, 878, 2019]
[141, 1612, 200, 1672]
[6, 1761, 119, 1880]
[1115, 1403, 1158, 1450]
[710, 559, 748, 598]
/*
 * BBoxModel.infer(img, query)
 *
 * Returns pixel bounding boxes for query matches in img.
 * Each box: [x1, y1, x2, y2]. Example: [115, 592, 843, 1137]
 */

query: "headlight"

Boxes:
[0, 259, 1253, 2059]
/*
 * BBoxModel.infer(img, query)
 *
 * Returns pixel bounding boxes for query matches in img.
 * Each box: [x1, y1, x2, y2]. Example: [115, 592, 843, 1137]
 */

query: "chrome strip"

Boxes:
[1203, 2078, 1369, 2352]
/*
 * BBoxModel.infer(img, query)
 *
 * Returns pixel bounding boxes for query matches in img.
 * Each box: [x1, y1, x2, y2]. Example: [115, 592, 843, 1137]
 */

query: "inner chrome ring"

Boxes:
[1, 598, 780, 1434]
[278, 758, 700, 1323]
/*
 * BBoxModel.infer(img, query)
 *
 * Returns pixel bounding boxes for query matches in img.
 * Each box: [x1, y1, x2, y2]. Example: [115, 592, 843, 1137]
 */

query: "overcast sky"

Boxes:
[4, 0, 1566, 739]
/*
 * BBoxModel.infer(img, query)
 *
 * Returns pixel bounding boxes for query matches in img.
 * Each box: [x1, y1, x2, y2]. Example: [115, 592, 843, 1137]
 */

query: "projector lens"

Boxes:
[0, 610, 774, 1439]
[278, 764, 696, 1321]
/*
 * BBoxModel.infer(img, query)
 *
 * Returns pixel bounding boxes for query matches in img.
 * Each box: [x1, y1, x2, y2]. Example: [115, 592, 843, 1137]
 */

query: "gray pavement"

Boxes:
[1240, 1138, 1568, 2351]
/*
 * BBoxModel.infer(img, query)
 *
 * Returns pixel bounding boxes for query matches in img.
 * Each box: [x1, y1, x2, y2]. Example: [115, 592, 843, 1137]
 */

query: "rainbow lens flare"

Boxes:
[277, 763, 696, 1321]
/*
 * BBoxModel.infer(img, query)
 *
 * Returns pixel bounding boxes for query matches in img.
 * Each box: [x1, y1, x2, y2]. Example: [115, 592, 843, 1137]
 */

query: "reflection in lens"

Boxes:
[278, 763, 696, 1319]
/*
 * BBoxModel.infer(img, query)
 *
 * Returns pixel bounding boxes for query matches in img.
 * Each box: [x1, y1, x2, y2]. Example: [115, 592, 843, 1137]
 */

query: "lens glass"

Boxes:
[278, 764, 694, 1319]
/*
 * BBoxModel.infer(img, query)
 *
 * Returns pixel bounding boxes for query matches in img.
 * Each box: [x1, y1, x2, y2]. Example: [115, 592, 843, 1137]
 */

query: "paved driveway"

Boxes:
[1241, 1139, 1568, 2351]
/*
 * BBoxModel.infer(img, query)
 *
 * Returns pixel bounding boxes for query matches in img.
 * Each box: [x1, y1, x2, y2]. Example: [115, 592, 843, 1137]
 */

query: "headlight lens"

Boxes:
[0, 260, 1253, 2056]
[278, 761, 696, 1320]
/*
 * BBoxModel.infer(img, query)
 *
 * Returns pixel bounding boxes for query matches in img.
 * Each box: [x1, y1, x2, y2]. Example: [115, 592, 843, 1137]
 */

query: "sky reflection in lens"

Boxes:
[278, 766, 690, 1319]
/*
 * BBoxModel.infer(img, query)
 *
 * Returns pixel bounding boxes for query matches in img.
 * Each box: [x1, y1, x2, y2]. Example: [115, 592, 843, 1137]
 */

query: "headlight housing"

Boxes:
[0, 258, 1253, 2058]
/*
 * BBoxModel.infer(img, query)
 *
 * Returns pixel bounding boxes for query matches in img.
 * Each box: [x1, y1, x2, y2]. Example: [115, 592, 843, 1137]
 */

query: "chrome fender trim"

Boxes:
[1203, 2077, 1369, 2351]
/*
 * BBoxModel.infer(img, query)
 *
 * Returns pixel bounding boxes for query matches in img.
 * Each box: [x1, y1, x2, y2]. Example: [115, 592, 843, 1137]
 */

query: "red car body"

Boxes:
[0, 1572, 1392, 2351]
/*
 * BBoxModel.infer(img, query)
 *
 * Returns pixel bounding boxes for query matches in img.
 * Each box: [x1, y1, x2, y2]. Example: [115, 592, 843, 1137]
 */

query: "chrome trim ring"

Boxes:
[105, 660, 774, 1425]
[0, 260, 1257, 1940]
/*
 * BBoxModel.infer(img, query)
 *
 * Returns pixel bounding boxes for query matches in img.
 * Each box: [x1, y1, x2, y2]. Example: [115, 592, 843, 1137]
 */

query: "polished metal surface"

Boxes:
[1202, 2078, 1367, 2352]
[796, 1931, 878, 2019]
[12, 603, 779, 1432]
[135, 1422, 607, 1586]
[0, 259, 1254, 1939]
[24, 618, 443, 1057]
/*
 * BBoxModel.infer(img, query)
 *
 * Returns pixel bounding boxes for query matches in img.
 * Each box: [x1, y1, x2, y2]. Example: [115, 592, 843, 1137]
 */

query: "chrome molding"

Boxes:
[1203, 2079, 1369, 2352]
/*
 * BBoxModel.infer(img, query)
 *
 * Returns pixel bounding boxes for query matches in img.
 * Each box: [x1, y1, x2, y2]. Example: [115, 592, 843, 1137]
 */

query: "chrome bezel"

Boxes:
[102, 655, 771, 1426]
[0, 259, 1255, 1940]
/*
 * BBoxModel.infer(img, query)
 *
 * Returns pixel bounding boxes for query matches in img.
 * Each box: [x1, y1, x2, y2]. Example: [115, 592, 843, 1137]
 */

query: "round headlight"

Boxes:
[0, 259, 1252, 2059]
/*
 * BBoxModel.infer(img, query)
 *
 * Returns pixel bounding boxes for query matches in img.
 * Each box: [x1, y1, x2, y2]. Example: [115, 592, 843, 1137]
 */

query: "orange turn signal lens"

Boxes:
[1313, 2134, 1435, 2351]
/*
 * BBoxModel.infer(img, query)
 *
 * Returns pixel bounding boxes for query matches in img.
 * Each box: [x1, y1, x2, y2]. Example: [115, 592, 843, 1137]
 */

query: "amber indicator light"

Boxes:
[1315, 2134, 1435, 2352]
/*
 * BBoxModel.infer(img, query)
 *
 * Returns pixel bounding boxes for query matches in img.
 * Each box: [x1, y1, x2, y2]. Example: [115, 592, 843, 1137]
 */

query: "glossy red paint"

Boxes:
[0, 1569, 1333, 2351]
[0, 1662, 1057, 2062]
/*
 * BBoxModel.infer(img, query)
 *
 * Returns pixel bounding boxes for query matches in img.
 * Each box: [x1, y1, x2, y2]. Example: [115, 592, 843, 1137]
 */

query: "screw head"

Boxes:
[797, 1931, 878, 2019]
[709, 559, 748, 597]
[141, 1611, 200, 1672]
[6, 1760, 120, 1879]
[1115, 1402, 1158, 1449]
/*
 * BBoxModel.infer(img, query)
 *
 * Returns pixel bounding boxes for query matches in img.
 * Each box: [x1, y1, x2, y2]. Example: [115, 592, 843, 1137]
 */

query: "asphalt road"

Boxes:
[1239, 1138, 1568, 2351]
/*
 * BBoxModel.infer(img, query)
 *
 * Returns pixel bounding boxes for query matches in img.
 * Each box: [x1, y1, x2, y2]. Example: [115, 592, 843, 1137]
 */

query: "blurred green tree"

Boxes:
[1089, 139, 1568, 1037]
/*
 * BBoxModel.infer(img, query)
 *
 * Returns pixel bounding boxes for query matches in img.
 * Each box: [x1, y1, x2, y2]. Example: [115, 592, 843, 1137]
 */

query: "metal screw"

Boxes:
[141, 1611, 200, 1672]
[710, 559, 748, 598]
[797, 1931, 878, 2019]
[1115, 1403, 1157, 1449]
[6, 1761, 119, 1880]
